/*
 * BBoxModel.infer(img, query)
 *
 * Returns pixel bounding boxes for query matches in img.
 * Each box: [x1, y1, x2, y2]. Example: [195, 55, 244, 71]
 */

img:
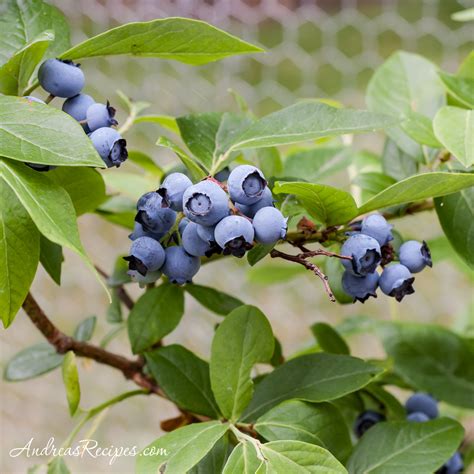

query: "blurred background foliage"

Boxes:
[1, 1, 473, 473]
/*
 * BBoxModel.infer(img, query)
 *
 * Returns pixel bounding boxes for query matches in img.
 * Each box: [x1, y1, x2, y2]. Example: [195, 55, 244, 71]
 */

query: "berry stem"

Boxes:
[45, 93, 55, 104]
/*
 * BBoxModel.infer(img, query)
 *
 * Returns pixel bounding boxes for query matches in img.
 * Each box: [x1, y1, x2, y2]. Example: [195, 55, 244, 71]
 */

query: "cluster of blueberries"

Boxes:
[125, 165, 288, 285]
[340, 213, 432, 303]
[26, 58, 128, 170]
[354, 393, 464, 473]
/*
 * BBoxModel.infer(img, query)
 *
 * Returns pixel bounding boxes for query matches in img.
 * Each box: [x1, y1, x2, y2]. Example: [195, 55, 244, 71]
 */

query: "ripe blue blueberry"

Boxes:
[182, 222, 214, 257]
[353, 411, 385, 438]
[62, 94, 95, 130]
[124, 236, 165, 276]
[161, 246, 200, 285]
[128, 269, 162, 288]
[253, 206, 288, 244]
[379, 264, 415, 302]
[399, 240, 432, 273]
[361, 213, 393, 246]
[228, 165, 267, 205]
[128, 222, 164, 242]
[405, 393, 438, 419]
[86, 101, 118, 132]
[24, 96, 45, 104]
[341, 233, 382, 276]
[214, 167, 230, 182]
[196, 224, 215, 245]
[135, 192, 176, 235]
[159, 172, 193, 212]
[236, 187, 274, 218]
[89, 127, 128, 167]
[214, 215, 254, 257]
[183, 180, 229, 226]
[178, 218, 190, 236]
[436, 452, 464, 474]
[38, 59, 85, 98]
[342, 270, 379, 303]
[407, 412, 430, 423]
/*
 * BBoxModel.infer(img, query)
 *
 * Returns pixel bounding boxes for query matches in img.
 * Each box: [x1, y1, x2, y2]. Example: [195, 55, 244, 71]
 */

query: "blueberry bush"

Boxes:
[1, 1, 473, 473]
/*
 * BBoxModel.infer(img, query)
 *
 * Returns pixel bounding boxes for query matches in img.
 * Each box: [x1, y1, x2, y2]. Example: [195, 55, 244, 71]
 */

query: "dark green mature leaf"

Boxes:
[357, 172, 474, 215]
[222, 440, 262, 473]
[189, 436, 230, 474]
[435, 187, 474, 267]
[439, 71, 474, 108]
[61, 18, 262, 64]
[128, 284, 184, 354]
[311, 323, 350, 355]
[353, 172, 396, 196]
[145, 345, 219, 417]
[273, 181, 358, 226]
[3, 342, 63, 381]
[247, 243, 275, 266]
[136, 421, 229, 474]
[380, 323, 474, 408]
[0, 0, 70, 67]
[366, 51, 445, 158]
[255, 400, 352, 462]
[61, 351, 80, 416]
[347, 418, 464, 474]
[185, 284, 244, 316]
[0, 181, 39, 327]
[39, 235, 63, 285]
[364, 384, 406, 420]
[382, 139, 418, 181]
[73, 316, 97, 342]
[0, 96, 104, 167]
[210, 305, 274, 421]
[241, 353, 382, 421]
[257, 147, 283, 179]
[229, 101, 396, 151]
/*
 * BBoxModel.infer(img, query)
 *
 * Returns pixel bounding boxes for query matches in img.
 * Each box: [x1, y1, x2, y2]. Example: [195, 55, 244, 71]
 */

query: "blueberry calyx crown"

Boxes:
[109, 138, 128, 167]
[186, 192, 212, 216]
[389, 277, 415, 302]
[242, 171, 267, 198]
[123, 255, 148, 276]
[421, 240, 433, 267]
[156, 187, 172, 208]
[59, 58, 81, 68]
[351, 248, 381, 275]
[106, 100, 119, 126]
[222, 236, 253, 258]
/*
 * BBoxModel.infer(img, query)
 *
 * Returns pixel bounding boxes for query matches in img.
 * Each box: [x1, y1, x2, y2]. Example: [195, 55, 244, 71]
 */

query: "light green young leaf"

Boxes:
[357, 172, 474, 215]
[381, 139, 418, 181]
[39, 235, 63, 285]
[439, 71, 474, 108]
[347, 418, 464, 474]
[61, 351, 81, 416]
[210, 305, 274, 421]
[401, 110, 442, 148]
[0, 96, 104, 167]
[458, 51, 474, 79]
[127, 150, 164, 179]
[353, 172, 396, 197]
[273, 181, 358, 226]
[189, 436, 230, 474]
[185, 284, 244, 316]
[60, 18, 262, 64]
[133, 115, 179, 134]
[433, 107, 474, 167]
[136, 421, 229, 474]
[102, 171, 157, 201]
[451, 8, 474, 22]
[0, 181, 39, 327]
[222, 440, 263, 474]
[47, 457, 70, 474]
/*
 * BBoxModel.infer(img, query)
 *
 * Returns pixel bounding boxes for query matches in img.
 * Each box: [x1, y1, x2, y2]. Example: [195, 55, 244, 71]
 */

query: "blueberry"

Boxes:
[228, 165, 267, 205]
[183, 180, 229, 226]
[135, 192, 176, 235]
[182, 222, 215, 257]
[26, 163, 56, 172]
[407, 412, 430, 422]
[161, 246, 200, 285]
[128, 222, 164, 241]
[24, 96, 45, 104]
[128, 269, 162, 288]
[353, 411, 385, 438]
[159, 172, 193, 212]
[361, 213, 393, 246]
[178, 218, 190, 236]
[342, 271, 379, 303]
[123, 236, 165, 276]
[341, 233, 382, 276]
[253, 207, 288, 245]
[86, 101, 118, 132]
[89, 127, 128, 167]
[236, 187, 275, 218]
[405, 393, 438, 419]
[436, 452, 464, 474]
[62, 94, 95, 130]
[214, 167, 230, 182]
[214, 215, 254, 257]
[196, 224, 215, 244]
[399, 240, 432, 273]
[38, 59, 85, 98]
[379, 264, 415, 302]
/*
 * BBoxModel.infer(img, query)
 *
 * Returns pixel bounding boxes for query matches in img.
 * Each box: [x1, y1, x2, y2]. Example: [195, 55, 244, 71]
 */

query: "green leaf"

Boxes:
[433, 107, 474, 167]
[357, 172, 474, 215]
[241, 353, 382, 421]
[222, 441, 263, 474]
[102, 171, 156, 201]
[257, 147, 283, 179]
[128, 284, 184, 354]
[229, 101, 396, 151]
[106, 288, 123, 323]
[380, 323, 474, 408]
[353, 172, 396, 196]
[311, 323, 350, 355]
[439, 71, 474, 108]
[400, 110, 442, 148]
[0, 96, 104, 167]
[0, 181, 39, 327]
[156, 136, 207, 182]
[39, 235, 63, 285]
[3, 342, 63, 381]
[189, 436, 230, 474]
[247, 263, 306, 285]
[73, 316, 97, 342]
[47, 457, 70, 474]
[145, 344, 220, 417]
[185, 284, 244, 316]
[61, 18, 262, 64]
[347, 418, 464, 474]
[0, 0, 70, 67]
[134, 115, 179, 134]
[366, 51, 445, 158]
[247, 243, 275, 266]
[363, 384, 406, 420]
[48, 167, 106, 215]
[107, 256, 132, 287]
[452, 8, 474, 21]
[435, 187, 474, 268]
[210, 305, 274, 421]
[61, 351, 80, 416]
[0, 30, 53, 95]
[381, 139, 418, 181]
[458, 51, 474, 79]
[255, 400, 352, 463]
[273, 181, 358, 226]
[136, 421, 229, 474]
[127, 150, 164, 179]
[324, 251, 353, 305]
